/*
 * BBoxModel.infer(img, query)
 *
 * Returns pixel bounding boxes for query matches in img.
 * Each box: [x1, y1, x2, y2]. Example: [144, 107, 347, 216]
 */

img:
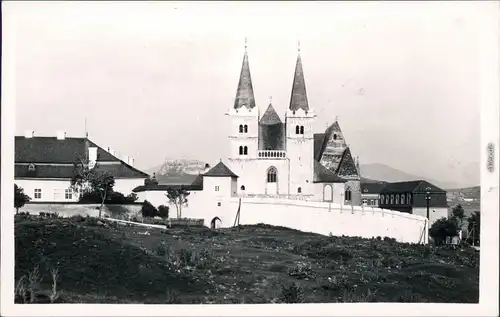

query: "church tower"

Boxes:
[285, 46, 316, 195]
[226, 41, 259, 160]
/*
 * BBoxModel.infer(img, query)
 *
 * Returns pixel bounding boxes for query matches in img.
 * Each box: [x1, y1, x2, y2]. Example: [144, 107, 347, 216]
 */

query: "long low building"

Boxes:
[15, 131, 149, 202]
[378, 180, 449, 226]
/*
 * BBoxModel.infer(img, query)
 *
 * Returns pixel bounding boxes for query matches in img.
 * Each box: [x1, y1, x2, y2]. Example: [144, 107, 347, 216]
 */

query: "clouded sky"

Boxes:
[7, 1, 492, 187]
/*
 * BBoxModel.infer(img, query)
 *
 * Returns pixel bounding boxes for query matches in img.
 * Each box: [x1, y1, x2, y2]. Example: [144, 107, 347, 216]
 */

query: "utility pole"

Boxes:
[425, 187, 432, 244]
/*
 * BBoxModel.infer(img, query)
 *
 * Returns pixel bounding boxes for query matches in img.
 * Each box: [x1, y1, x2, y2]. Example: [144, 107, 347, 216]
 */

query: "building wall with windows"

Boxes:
[15, 179, 78, 202]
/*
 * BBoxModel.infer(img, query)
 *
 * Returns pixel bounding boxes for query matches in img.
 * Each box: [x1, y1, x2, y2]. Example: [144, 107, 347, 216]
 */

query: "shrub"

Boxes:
[158, 205, 169, 219]
[141, 200, 159, 218]
[279, 282, 303, 303]
[430, 217, 459, 245]
[288, 261, 317, 280]
[156, 244, 167, 256]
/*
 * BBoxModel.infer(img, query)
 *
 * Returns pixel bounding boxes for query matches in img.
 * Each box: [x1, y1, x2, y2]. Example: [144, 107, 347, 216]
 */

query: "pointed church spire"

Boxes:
[289, 48, 309, 112]
[234, 39, 256, 109]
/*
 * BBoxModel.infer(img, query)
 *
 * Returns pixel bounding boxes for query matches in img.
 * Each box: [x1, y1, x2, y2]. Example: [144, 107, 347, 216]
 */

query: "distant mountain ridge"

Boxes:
[146, 160, 473, 190]
[145, 158, 208, 184]
[359, 163, 471, 190]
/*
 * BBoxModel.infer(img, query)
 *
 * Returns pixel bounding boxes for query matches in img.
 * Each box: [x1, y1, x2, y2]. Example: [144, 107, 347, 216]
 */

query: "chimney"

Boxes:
[24, 130, 34, 138]
[88, 147, 98, 168]
[56, 131, 66, 140]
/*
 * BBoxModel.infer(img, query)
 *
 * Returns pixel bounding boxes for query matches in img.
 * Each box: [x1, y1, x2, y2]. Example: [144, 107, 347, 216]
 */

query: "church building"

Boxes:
[224, 45, 362, 205]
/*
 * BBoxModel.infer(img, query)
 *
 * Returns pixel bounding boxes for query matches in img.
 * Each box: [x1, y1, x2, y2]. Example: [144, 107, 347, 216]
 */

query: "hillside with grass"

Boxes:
[15, 215, 479, 304]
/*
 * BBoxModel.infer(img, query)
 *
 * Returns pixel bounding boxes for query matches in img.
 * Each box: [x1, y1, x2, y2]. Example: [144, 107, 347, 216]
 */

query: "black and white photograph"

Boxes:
[1, 1, 498, 316]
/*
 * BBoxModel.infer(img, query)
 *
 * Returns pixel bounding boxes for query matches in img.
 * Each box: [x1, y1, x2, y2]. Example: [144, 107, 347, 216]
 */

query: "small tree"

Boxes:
[165, 187, 190, 218]
[467, 211, 480, 246]
[429, 217, 459, 245]
[71, 155, 115, 218]
[158, 205, 169, 219]
[451, 204, 465, 229]
[14, 184, 31, 214]
[141, 200, 158, 218]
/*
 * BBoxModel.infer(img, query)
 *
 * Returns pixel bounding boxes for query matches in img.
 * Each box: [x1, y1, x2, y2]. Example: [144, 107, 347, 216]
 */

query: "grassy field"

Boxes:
[15, 214, 480, 304]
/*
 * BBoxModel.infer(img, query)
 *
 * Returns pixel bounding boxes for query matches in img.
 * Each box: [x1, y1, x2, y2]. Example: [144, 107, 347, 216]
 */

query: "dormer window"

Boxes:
[28, 164, 36, 172]
[333, 134, 337, 140]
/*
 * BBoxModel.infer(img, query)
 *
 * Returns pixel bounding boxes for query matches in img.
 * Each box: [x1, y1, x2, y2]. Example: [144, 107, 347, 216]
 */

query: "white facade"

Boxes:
[15, 179, 79, 202]
[412, 207, 449, 227]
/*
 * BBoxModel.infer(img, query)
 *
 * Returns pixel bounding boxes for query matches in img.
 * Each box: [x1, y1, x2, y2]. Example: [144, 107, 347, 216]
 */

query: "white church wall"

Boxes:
[228, 159, 290, 195]
[311, 183, 346, 204]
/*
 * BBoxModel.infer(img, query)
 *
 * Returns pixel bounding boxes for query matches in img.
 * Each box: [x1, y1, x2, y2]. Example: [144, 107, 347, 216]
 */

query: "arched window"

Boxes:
[267, 167, 277, 183]
[300, 126, 304, 135]
[408, 194, 412, 205]
[401, 194, 405, 204]
[239, 125, 243, 133]
[295, 125, 300, 134]
[345, 189, 352, 201]
[333, 134, 337, 140]
[28, 163, 36, 172]
[240, 185, 246, 191]
[297, 187, 302, 194]
[395, 194, 400, 204]
[244, 125, 248, 133]
[239, 146, 243, 155]
[243, 146, 248, 155]
[390, 194, 394, 204]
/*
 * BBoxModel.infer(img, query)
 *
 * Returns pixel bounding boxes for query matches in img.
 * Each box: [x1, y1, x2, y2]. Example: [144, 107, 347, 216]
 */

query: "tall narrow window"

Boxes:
[239, 146, 243, 155]
[300, 126, 304, 135]
[239, 125, 243, 133]
[295, 125, 300, 134]
[267, 167, 277, 183]
[244, 125, 248, 133]
[333, 134, 337, 140]
[408, 194, 412, 205]
[390, 194, 394, 204]
[345, 189, 352, 201]
[401, 195, 405, 204]
[243, 146, 248, 155]
[396, 194, 400, 204]
[297, 187, 302, 194]
[34, 189, 42, 199]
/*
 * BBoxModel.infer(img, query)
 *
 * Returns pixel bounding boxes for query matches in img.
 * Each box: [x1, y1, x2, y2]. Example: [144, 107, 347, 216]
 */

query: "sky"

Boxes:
[6, 1, 492, 187]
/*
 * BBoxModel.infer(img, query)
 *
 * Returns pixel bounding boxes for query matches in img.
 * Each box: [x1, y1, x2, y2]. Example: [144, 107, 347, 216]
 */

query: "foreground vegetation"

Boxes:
[15, 214, 480, 304]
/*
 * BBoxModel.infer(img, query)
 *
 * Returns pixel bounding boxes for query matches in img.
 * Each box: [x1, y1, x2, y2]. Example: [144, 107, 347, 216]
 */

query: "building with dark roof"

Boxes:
[15, 133, 149, 202]
[379, 180, 449, 226]
[360, 182, 387, 206]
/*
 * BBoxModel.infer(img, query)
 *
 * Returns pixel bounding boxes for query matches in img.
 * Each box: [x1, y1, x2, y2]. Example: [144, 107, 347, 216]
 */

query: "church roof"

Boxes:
[204, 161, 238, 178]
[336, 147, 360, 178]
[289, 53, 309, 112]
[233, 51, 256, 109]
[313, 161, 347, 183]
[313, 133, 326, 162]
[260, 103, 282, 125]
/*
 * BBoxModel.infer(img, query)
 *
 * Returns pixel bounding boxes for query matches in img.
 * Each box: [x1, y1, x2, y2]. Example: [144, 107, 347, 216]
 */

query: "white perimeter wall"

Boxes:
[136, 188, 428, 244]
